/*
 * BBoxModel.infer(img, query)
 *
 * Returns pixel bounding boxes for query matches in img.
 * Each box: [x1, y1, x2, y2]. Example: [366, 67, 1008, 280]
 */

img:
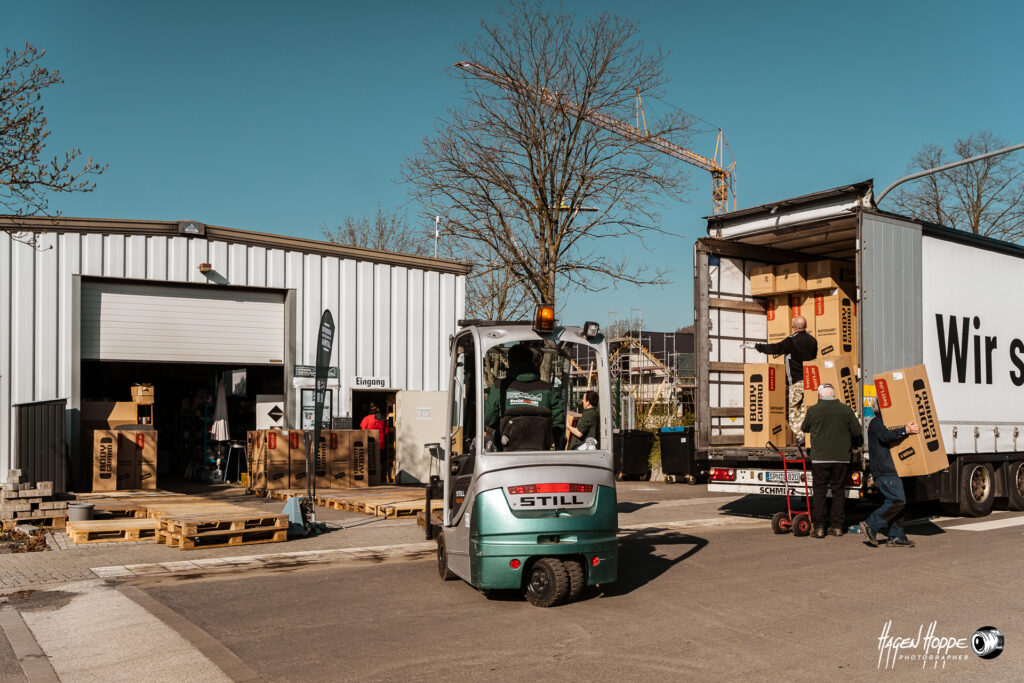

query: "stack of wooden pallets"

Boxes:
[1, 470, 68, 530]
[65, 518, 160, 544]
[269, 486, 442, 520]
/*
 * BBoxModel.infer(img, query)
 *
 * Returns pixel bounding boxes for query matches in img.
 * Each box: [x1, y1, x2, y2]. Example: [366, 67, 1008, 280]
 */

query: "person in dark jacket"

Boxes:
[567, 391, 600, 449]
[484, 344, 566, 450]
[800, 383, 862, 538]
[858, 411, 921, 547]
[755, 316, 818, 436]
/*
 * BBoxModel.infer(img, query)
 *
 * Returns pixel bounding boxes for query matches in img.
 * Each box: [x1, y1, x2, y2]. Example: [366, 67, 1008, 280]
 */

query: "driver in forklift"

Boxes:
[484, 343, 566, 451]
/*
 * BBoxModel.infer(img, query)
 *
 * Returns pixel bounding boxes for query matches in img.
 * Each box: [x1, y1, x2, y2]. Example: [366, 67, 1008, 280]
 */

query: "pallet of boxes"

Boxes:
[246, 428, 382, 495]
[746, 260, 859, 447]
[83, 383, 158, 492]
[0, 471, 67, 530]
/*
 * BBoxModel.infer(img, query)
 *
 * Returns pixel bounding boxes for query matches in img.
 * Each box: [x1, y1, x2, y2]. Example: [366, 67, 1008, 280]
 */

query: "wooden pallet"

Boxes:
[2, 515, 67, 530]
[65, 518, 160, 544]
[90, 501, 148, 518]
[416, 510, 443, 529]
[156, 526, 288, 550]
[161, 513, 287, 536]
[371, 499, 444, 519]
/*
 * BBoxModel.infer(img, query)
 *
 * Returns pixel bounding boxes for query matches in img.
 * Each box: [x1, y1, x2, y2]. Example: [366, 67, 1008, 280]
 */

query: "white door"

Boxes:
[394, 390, 448, 484]
[81, 281, 285, 364]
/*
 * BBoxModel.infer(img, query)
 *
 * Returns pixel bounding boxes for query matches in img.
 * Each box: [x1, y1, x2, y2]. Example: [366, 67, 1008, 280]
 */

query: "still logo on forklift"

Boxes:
[519, 495, 584, 507]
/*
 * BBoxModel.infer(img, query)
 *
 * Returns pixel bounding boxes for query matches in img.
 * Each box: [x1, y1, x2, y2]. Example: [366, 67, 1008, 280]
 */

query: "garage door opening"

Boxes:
[79, 361, 285, 491]
[352, 389, 397, 482]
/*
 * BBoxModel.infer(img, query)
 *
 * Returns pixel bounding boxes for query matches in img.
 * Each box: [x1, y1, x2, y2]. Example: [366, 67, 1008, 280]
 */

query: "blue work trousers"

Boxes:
[866, 475, 907, 539]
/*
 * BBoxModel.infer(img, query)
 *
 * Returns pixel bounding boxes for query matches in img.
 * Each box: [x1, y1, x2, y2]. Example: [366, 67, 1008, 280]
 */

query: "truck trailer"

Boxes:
[694, 180, 1024, 516]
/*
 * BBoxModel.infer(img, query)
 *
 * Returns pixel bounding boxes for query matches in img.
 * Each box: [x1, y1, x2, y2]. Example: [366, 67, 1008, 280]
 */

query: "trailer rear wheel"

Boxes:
[1006, 460, 1024, 511]
[564, 559, 585, 602]
[437, 533, 456, 581]
[524, 557, 569, 607]
[960, 463, 995, 517]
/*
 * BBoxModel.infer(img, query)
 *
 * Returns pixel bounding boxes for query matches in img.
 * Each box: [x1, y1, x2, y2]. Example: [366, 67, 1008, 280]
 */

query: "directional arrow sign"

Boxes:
[267, 406, 284, 423]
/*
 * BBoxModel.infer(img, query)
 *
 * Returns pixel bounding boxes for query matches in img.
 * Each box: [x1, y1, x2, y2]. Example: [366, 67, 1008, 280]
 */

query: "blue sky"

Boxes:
[6, 1, 1023, 330]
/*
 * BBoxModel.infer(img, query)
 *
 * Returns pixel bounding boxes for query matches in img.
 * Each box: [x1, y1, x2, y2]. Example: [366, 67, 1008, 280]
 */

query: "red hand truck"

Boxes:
[766, 440, 813, 536]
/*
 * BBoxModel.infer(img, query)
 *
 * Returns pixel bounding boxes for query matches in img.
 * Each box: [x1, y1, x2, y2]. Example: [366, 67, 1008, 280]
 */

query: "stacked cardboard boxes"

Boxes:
[92, 429, 158, 491]
[248, 429, 380, 492]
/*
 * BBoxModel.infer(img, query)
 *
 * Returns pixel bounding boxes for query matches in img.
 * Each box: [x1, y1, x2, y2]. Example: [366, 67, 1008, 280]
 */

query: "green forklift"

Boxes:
[426, 305, 617, 607]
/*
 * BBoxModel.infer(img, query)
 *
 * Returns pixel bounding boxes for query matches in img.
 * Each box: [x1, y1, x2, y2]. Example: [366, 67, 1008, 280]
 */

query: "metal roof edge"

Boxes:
[705, 180, 874, 229]
[865, 209, 1024, 260]
[0, 214, 473, 275]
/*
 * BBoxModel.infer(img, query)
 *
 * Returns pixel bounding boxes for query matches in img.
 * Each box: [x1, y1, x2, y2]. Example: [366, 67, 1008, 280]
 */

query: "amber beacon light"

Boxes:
[534, 303, 556, 333]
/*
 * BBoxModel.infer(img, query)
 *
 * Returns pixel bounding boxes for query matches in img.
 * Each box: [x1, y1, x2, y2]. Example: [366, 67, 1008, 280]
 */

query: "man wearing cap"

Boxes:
[800, 383, 862, 538]
[755, 316, 818, 436]
[859, 410, 921, 548]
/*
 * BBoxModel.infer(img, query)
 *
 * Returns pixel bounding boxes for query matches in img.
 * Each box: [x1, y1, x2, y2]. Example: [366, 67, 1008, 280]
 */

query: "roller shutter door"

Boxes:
[82, 281, 285, 364]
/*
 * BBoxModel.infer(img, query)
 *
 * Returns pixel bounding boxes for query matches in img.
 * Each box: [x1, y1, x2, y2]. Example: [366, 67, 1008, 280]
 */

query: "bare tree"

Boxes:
[321, 204, 430, 255]
[403, 1, 695, 310]
[1, 44, 107, 228]
[890, 131, 1024, 242]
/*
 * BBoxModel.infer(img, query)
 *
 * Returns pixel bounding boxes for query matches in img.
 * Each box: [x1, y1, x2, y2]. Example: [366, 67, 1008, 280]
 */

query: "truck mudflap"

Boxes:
[708, 467, 864, 499]
[469, 486, 618, 590]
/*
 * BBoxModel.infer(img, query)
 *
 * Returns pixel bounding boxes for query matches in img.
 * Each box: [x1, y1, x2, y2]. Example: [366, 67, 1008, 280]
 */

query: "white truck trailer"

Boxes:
[694, 180, 1024, 516]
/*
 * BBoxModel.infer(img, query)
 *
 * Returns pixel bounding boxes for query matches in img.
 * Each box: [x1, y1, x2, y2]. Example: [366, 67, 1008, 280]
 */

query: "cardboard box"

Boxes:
[92, 430, 118, 492]
[329, 431, 352, 488]
[813, 288, 857, 358]
[788, 293, 817, 338]
[872, 365, 949, 477]
[265, 430, 291, 490]
[247, 431, 268, 491]
[806, 260, 855, 292]
[118, 430, 158, 490]
[315, 431, 336, 490]
[750, 265, 775, 295]
[774, 262, 806, 293]
[743, 364, 788, 448]
[802, 355, 858, 413]
[765, 294, 791, 344]
[289, 430, 310, 489]
[350, 430, 381, 487]
[130, 384, 155, 405]
[82, 401, 138, 429]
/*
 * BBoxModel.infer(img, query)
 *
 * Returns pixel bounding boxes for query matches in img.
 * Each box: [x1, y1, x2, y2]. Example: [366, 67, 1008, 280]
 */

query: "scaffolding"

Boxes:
[568, 311, 695, 430]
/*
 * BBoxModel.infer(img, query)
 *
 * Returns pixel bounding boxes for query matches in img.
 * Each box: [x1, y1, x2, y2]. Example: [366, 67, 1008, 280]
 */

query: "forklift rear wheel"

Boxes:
[524, 557, 569, 607]
[563, 559, 585, 602]
[771, 511, 791, 534]
[437, 533, 456, 581]
[791, 514, 811, 537]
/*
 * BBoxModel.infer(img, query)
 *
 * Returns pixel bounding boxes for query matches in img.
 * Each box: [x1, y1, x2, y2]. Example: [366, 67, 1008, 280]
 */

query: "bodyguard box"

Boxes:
[750, 265, 775, 295]
[315, 431, 336, 490]
[788, 293, 817, 337]
[329, 431, 353, 488]
[92, 430, 118, 492]
[118, 430, 158, 490]
[872, 366, 950, 477]
[802, 355, 858, 413]
[806, 260, 855, 292]
[814, 288, 856, 358]
[350, 430, 381, 487]
[765, 294, 791, 344]
[265, 430, 291, 490]
[743, 364, 788, 448]
[130, 384, 155, 405]
[288, 430, 310, 488]
[774, 262, 806, 293]
[247, 430, 268, 491]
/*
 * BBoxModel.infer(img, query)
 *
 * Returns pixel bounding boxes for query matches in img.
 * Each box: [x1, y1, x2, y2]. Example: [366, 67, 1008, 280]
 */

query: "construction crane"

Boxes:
[455, 61, 736, 215]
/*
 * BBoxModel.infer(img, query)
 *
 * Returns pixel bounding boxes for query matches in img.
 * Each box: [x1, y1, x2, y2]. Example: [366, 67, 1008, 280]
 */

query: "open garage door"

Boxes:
[81, 280, 286, 364]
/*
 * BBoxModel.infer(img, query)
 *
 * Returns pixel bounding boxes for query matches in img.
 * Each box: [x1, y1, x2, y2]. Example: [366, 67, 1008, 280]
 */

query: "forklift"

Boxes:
[426, 305, 618, 607]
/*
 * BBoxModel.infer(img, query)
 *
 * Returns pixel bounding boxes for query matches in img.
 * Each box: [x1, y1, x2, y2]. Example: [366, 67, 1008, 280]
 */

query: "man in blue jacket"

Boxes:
[859, 409, 921, 547]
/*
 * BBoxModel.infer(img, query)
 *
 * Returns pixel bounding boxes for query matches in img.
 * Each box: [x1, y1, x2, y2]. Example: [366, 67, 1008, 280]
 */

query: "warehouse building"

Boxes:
[0, 216, 469, 491]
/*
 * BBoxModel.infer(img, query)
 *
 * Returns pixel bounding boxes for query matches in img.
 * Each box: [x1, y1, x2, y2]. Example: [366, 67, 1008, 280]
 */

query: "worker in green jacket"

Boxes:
[568, 390, 600, 449]
[800, 383, 863, 538]
[485, 343, 566, 450]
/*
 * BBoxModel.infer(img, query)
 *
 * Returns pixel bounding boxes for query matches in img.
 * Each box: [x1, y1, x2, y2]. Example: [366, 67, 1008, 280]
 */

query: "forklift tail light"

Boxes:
[846, 470, 862, 486]
[534, 303, 556, 333]
[710, 468, 736, 482]
[510, 559, 521, 569]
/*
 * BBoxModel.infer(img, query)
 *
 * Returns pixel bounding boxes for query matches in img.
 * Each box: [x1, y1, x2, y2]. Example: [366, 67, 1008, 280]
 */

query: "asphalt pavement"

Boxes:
[1, 483, 1021, 680]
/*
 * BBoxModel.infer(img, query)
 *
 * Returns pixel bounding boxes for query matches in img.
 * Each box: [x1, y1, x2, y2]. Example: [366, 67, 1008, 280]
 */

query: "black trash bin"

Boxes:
[659, 426, 704, 483]
[613, 429, 654, 480]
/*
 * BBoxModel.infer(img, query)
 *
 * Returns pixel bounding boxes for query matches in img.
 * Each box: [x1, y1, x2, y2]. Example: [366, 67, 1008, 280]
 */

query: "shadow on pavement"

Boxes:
[617, 502, 656, 514]
[597, 530, 708, 598]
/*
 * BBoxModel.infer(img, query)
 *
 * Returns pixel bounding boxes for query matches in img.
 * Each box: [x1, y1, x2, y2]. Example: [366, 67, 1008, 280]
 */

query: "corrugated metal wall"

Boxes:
[14, 399, 68, 493]
[860, 213, 923, 383]
[0, 230, 465, 479]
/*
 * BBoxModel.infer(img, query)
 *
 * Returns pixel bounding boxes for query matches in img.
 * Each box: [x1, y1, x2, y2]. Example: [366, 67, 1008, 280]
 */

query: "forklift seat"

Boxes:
[499, 405, 553, 451]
